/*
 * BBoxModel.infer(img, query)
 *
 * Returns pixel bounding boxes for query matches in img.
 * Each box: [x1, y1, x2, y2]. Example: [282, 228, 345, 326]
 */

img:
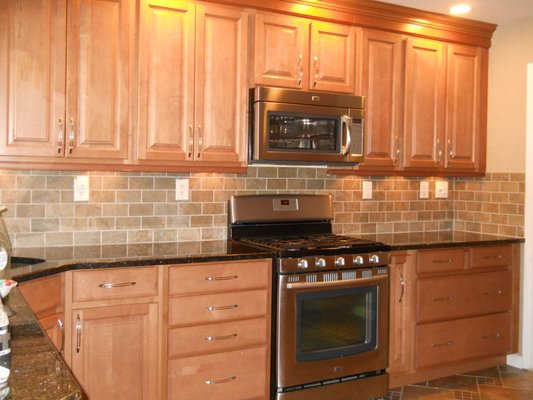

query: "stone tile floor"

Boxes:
[383, 365, 533, 400]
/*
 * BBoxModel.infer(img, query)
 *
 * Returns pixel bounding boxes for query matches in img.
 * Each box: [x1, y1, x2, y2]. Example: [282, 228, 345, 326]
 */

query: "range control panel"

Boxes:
[279, 252, 389, 274]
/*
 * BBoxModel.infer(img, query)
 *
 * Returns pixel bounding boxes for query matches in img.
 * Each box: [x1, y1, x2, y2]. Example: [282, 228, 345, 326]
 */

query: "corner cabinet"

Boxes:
[388, 244, 520, 388]
[254, 12, 357, 93]
[136, 0, 249, 168]
[0, 0, 132, 163]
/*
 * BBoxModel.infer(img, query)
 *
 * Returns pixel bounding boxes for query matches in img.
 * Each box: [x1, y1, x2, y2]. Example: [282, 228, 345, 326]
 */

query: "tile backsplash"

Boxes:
[0, 168, 524, 249]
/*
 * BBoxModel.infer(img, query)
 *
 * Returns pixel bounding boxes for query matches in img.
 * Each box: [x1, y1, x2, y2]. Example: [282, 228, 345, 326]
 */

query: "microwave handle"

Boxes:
[341, 115, 352, 155]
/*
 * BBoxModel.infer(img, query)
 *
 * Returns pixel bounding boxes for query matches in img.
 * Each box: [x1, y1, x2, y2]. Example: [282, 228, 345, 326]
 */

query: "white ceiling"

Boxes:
[378, 0, 533, 25]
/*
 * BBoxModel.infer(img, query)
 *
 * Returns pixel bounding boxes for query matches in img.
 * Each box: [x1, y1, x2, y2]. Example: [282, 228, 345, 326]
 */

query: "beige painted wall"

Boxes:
[487, 16, 533, 173]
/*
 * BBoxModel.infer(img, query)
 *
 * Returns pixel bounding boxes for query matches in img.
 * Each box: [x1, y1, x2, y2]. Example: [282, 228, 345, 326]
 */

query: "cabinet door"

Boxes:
[444, 44, 486, 172]
[403, 37, 446, 170]
[65, 0, 132, 160]
[71, 303, 158, 400]
[137, 0, 195, 162]
[309, 21, 356, 93]
[0, 0, 66, 158]
[254, 12, 309, 89]
[357, 29, 403, 169]
[194, 3, 248, 163]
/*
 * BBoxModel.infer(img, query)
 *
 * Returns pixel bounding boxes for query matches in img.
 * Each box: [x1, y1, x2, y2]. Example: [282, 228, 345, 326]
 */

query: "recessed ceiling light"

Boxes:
[449, 4, 472, 15]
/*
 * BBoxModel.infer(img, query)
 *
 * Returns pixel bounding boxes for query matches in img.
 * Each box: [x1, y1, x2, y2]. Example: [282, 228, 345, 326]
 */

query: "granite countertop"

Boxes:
[4, 290, 83, 400]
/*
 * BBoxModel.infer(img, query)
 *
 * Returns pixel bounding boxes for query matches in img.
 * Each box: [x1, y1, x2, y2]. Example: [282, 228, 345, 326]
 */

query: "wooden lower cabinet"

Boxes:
[70, 303, 159, 400]
[388, 244, 520, 388]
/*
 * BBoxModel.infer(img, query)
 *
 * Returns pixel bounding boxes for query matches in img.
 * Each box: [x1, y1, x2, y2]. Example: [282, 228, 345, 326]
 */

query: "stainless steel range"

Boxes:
[228, 194, 390, 400]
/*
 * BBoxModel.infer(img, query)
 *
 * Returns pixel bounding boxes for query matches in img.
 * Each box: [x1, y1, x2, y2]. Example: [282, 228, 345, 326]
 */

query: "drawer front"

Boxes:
[415, 312, 511, 368]
[169, 259, 271, 296]
[169, 289, 269, 326]
[168, 317, 269, 358]
[168, 347, 268, 400]
[417, 270, 512, 322]
[417, 248, 466, 274]
[72, 267, 158, 302]
[471, 245, 513, 269]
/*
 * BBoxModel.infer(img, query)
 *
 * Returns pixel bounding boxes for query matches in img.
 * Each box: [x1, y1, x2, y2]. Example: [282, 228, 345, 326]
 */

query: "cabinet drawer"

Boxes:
[168, 347, 268, 400]
[72, 267, 158, 302]
[168, 317, 269, 358]
[417, 270, 512, 322]
[471, 245, 512, 269]
[169, 259, 271, 295]
[417, 248, 466, 274]
[169, 289, 269, 326]
[415, 312, 511, 368]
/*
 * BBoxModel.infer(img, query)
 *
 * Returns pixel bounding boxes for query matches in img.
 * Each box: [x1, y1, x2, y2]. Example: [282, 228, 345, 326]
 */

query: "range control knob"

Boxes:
[335, 257, 346, 267]
[354, 255, 365, 265]
[297, 259, 309, 269]
[369, 254, 380, 264]
[315, 258, 327, 268]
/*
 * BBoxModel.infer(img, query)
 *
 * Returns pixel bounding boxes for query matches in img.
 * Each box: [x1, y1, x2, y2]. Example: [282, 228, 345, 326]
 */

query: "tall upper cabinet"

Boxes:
[0, 0, 132, 162]
[136, 0, 249, 167]
[254, 12, 357, 93]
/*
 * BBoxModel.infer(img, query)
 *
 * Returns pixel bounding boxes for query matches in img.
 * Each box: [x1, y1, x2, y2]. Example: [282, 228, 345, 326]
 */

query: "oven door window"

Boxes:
[267, 112, 340, 152]
[296, 286, 377, 362]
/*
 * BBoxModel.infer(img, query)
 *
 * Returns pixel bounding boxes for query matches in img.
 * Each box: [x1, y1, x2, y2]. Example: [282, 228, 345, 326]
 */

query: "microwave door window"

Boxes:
[267, 113, 339, 152]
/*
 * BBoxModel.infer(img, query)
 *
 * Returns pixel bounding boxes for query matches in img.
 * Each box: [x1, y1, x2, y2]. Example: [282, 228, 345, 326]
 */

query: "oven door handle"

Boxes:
[340, 115, 352, 155]
[286, 274, 387, 290]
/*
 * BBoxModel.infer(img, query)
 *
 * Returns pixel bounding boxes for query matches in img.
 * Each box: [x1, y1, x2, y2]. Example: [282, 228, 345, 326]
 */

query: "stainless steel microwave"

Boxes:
[249, 86, 364, 165]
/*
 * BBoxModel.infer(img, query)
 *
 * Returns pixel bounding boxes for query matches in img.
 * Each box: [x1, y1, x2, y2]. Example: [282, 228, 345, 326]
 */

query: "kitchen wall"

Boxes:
[0, 167, 523, 254]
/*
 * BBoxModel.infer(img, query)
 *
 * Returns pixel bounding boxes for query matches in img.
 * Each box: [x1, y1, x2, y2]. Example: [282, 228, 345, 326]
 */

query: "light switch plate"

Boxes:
[362, 181, 373, 200]
[175, 178, 189, 201]
[420, 181, 429, 199]
[74, 175, 89, 202]
[435, 181, 449, 199]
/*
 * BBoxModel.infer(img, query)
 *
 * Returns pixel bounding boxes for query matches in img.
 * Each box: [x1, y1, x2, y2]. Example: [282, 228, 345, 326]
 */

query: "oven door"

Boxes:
[276, 269, 389, 388]
[252, 101, 364, 165]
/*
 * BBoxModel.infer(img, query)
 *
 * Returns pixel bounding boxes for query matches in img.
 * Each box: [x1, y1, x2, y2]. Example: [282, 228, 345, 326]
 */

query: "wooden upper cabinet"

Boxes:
[0, 0, 132, 161]
[137, 1, 248, 165]
[357, 29, 403, 170]
[403, 37, 446, 171]
[444, 44, 486, 172]
[0, 0, 66, 158]
[254, 12, 356, 93]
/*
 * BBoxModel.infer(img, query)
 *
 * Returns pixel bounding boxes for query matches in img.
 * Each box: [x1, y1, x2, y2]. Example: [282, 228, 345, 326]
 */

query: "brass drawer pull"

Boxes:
[432, 259, 454, 264]
[433, 296, 454, 302]
[399, 273, 405, 304]
[98, 281, 137, 289]
[432, 340, 453, 348]
[482, 290, 503, 296]
[483, 254, 503, 260]
[205, 275, 238, 281]
[482, 333, 501, 339]
[206, 304, 238, 311]
[205, 333, 238, 341]
[204, 376, 236, 385]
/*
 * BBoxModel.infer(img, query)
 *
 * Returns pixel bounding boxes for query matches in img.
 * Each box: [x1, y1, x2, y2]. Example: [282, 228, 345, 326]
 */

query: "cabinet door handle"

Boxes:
[206, 304, 238, 311]
[98, 281, 137, 289]
[483, 254, 503, 260]
[205, 333, 238, 341]
[57, 117, 64, 154]
[394, 136, 400, 165]
[68, 117, 75, 154]
[447, 139, 453, 165]
[482, 290, 503, 296]
[482, 332, 501, 339]
[204, 376, 236, 385]
[188, 125, 194, 159]
[197, 125, 203, 159]
[433, 296, 454, 302]
[57, 318, 65, 354]
[75, 314, 82, 353]
[297, 54, 303, 86]
[399, 273, 405, 303]
[432, 340, 453, 348]
[436, 139, 442, 166]
[313, 56, 319, 87]
[205, 275, 238, 281]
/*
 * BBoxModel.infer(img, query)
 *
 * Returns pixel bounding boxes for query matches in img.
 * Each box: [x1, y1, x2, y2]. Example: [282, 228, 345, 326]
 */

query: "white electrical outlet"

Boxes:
[420, 181, 429, 199]
[435, 181, 449, 199]
[175, 178, 189, 201]
[362, 181, 373, 200]
[74, 175, 89, 202]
